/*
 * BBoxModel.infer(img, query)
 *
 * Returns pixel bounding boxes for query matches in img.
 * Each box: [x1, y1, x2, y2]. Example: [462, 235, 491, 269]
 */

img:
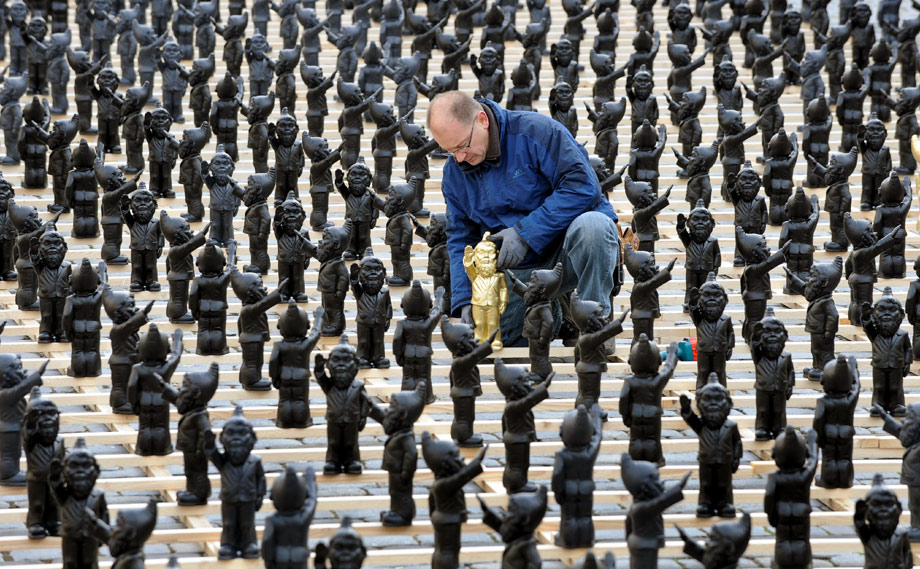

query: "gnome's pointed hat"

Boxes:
[138, 323, 170, 363]
[440, 315, 473, 354]
[621, 452, 660, 495]
[278, 299, 310, 338]
[734, 226, 764, 261]
[401, 280, 432, 316]
[785, 186, 811, 220]
[159, 210, 187, 243]
[878, 171, 908, 205]
[560, 404, 594, 448]
[196, 239, 227, 273]
[421, 430, 458, 473]
[623, 243, 653, 279]
[772, 425, 807, 470]
[806, 96, 830, 122]
[709, 511, 752, 563]
[184, 362, 220, 405]
[494, 357, 529, 398]
[628, 333, 660, 374]
[821, 354, 855, 394]
[71, 258, 100, 293]
[843, 212, 873, 247]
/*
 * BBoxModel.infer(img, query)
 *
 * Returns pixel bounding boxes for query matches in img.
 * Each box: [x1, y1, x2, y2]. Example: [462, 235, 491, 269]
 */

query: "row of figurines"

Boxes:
[9, 352, 915, 569]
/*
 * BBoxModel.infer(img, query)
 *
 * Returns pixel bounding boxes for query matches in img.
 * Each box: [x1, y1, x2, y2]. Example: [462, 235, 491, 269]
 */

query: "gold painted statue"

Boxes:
[463, 232, 508, 350]
[912, 134, 920, 231]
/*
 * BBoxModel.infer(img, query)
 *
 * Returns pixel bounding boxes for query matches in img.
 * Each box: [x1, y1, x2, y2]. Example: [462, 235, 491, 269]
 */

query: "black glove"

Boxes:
[488, 227, 529, 270]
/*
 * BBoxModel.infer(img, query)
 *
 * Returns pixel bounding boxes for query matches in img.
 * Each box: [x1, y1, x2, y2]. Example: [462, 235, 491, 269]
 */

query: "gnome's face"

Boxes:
[633, 74, 653, 99]
[865, 121, 887, 150]
[150, 111, 172, 137]
[0, 187, 11, 214]
[346, 167, 371, 192]
[698, 387, 731, 428]
[865, 490, 900, 537]
[474, 247, 497, 277]
[64, 453, 99, 499]
[749, 238, 770, 263]
[0, 357, 25, 389]
[246, 278, 268, 304]
[479, 50, 498, 74]
[425, 218, 446, 247]
[162, 42, 182, 63]
[553, 83, 574, 110]
[328, 348, 359, 390]
[804, 267, 828, 301]
[758, 319, 787, 358]
[277, 118, 298, 146]
[853, 3, 870, 26]
[210, 155, 235, 184]
[176, 377, 203, 414]
[688, 212, 714, 242]
[636, 256, 658, 281]
[523, 274, 550, 305]
[28, 18, 47, 40]
[719, 64, 738, 89]
[33, 405, 60, 444]
[280, 203, 306, 233]
[737, 170, 760, 201]
[700, 286, 727, 321]
[672, 5, 692, 27]
[9, 2, 27, 22]
[383, 194, 403, 217]
[900, 407, 920, 447]
[555, 42, 573, 65]
[250, 34, 269, 55]
[221, 421, 255, 466]
[173, 220, 192, 244]
[131, 192, 157, 223]
[98, 69, 119, 91]
[873, 300, 903, 337]
[329, 532, 366, 569]
[358, 262, 385, 295]
[40, 236, 67, 269]
[115, 295, 138, 324]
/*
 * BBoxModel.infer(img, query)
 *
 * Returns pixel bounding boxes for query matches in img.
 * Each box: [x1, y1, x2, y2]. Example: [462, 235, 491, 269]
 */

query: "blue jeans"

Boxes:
[500, 211, 620, 347]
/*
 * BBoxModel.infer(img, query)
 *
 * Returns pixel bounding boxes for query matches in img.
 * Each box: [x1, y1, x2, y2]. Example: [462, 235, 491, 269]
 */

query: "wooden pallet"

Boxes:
[2, 0, 920, 566]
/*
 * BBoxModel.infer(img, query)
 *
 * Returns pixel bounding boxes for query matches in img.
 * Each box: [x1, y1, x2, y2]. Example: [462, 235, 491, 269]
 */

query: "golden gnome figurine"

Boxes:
[913, 134, 920, 231]
[464, 233, 508, 350]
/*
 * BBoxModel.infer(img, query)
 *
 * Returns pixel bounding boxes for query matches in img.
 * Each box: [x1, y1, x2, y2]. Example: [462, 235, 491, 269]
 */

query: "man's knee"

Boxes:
[564, 211, 619, 251]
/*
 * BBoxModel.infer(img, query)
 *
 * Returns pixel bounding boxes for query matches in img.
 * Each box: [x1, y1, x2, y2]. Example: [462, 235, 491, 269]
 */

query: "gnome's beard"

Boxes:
[877, 318, 903, 338]
[360, 276, 384, 295]
[869, 514, 899, 538]
[700, 404, 730, 428]
[224, 440, 252, 466]
[900, 419, 920, 448]
[67, 475, 96, 499]
[701, 302, 724, 321]
[36, 422, 59, 444]
[760, 338, 785, 359]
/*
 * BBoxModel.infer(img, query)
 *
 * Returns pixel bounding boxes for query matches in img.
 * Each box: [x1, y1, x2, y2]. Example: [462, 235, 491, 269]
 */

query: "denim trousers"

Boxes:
[499, 211, 620, 347]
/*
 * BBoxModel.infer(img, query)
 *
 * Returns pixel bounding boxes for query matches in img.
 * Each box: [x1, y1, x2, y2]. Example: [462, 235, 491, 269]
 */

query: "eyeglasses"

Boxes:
[443, 121, 476, 155]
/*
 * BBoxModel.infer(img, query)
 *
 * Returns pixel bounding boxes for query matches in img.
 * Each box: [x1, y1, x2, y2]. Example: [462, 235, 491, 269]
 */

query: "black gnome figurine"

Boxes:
[271, 303, 324, 429]
[202, 145, 242, 248]
[96, 153, 138, 265]
[803, 97, 833, 189]
[677, 201, 720, 311]
[159, 363, 220, 505]
[10, 204, 59, 311]
[103, 288, 153, 414]
[677, 512, 752, 569]
[204, 406, 266, 560]
[262, 466, 318, 569]
[160, 212, 209, 323]
[779, 189, 819, 295]
[441, 316, 496, 447]
[624, 246, 676, 343]
[350, 254, 392, 369]
[316, 222, 352, 337]
[736, 228, 787, 343]
[143, 105, 179, 199]
[30, 229, 71, 343]
[750, 309, 794, 440]
[813, 355, 860, 488]
[230, 267, 285, 391]
[674, 140, 719, 204]
[189, 55, 215, 128]
[394, 283, 445, 404]
[48, 120, 75, 210]
[128, 326, 183, 456]
[494, 359, 553, 493]
[553, 404, 603, 548]
[623, 453, 690, 569]
[66, 139, 100, 238]
[245, 92, 275, 173]
[422, 431, 488, 569]
[121, 185, 163, 292]
[786, 256, 843, 381]
[364, 379, 426, 525]
[316, 336, 371, 474]
[508, 263, 563, 382]
[876, 402, 920, 541]
[314, 518, 368, 569]
[809, 147, 857, 252]
[382, 183, 415, 286]
[273, 192, 314, 302]
[763, 129, 799, 225]
[85, 499, 157, 569]
[571, 293, 628, 419]
[412, 214, 450, 311]
[241, 171, 274, 274]
[863, 288, 912, 417]
[688, 273, 735, 387]
[121, 81, 152, 175]
[620, 336, 679, 466]
[624, 176, 670, 253]
[210, 73, 245, 162]
[0, 179, 13, 281]
[680, 373, 742, 517]
[858, 114, 893, 210]
[190, 241, 235, 355]
[907, 254, 920, 358]
[0, 350, 47, 486]
[874, 172, 913, 279]
[727, 161, 768, 266]
[764, 427, 819, 569]
[855, 474, 913, 568]
[63, 259, 106, 378]
[845, 214, 904, 326]
[22, 387, 63, 538]
[478, 486, 548, 569]
[48, 437, 108, 569]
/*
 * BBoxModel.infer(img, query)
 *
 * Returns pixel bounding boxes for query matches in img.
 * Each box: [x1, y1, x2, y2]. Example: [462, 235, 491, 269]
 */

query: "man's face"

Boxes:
[151, 112, 172, 137]
[359, 262, 385, 294]
[698, 388, 731, 428]
[250, 35, 269, 55]
[347, 168, 371, 191]
[738, 171, 761, 200]
[430, 110, 488, 166]
[98, 70, 119, 91]
[34, 406, 60, 444]
[163, 43, 182, 63]
[479, 51, 498, 74]
[555, 42, 573, 65]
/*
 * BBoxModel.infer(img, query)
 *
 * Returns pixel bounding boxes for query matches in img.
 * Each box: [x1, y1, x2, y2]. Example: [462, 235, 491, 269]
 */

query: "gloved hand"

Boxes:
[461, 305, 474, 326]
[487, 227, 529, 270]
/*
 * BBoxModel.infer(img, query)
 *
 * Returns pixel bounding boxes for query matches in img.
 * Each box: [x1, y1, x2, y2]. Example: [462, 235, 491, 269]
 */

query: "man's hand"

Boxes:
[461, 305, 474, 326]
[487, 227, 529, 270]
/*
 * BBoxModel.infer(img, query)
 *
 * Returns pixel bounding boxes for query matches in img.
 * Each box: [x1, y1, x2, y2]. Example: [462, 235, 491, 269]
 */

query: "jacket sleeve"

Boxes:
[513, 125, 609, 254]
[443, 164, 480, 316]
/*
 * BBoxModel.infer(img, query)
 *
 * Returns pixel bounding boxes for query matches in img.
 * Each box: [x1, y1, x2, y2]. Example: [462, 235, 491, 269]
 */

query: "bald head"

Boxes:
[428, 90, 481, 129]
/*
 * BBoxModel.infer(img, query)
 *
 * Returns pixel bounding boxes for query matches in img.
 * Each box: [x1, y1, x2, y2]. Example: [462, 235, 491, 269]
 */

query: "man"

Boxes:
[427, 90, 620, 346]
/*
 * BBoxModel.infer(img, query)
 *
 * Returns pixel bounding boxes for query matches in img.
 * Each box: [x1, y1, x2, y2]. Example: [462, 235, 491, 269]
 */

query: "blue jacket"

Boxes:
[442, 98, 617, 316]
